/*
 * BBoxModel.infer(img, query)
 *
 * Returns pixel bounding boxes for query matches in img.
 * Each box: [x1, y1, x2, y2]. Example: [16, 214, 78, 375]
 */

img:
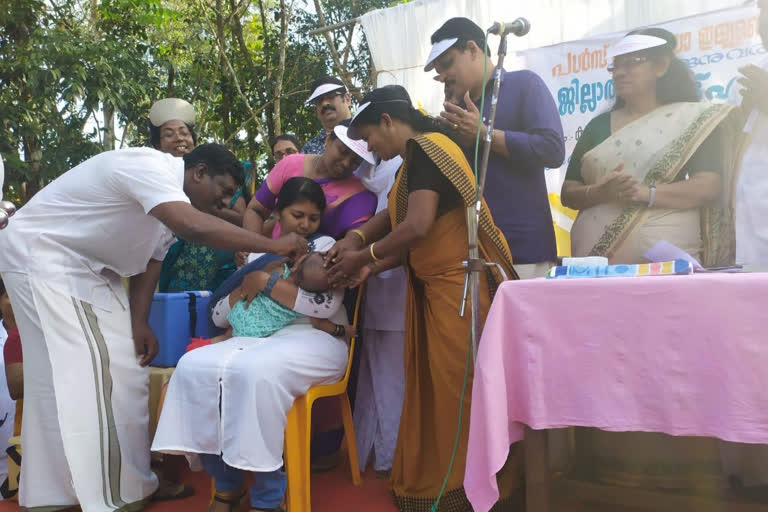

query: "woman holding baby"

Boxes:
[152, 123, 376, 512]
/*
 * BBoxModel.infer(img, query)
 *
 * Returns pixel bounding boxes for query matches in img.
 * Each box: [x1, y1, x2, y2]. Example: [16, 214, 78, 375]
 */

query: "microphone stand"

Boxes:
[459, 32, 510, 360]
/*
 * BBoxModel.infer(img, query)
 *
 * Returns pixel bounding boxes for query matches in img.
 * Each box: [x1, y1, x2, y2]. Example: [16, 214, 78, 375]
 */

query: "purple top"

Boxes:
[254, 154, 377, 239]
[466, 69, 564, 264]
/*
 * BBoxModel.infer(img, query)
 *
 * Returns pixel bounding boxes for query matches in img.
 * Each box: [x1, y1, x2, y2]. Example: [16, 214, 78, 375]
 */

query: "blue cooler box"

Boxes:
[148, 291, 223, 367]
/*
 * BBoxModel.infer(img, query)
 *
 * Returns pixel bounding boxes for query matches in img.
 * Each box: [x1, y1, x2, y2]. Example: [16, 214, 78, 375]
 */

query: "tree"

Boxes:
[0, 0, 172, 202]
[1, 0, 407, 203]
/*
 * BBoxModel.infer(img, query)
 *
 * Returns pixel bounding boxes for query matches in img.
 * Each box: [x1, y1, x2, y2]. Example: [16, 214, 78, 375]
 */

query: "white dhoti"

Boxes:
[2, 272, 158, 512]
[151, 321, 348, 472]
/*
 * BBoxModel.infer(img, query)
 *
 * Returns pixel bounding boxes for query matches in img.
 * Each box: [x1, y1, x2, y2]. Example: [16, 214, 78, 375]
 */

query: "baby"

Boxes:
[211, 253, 347, 342]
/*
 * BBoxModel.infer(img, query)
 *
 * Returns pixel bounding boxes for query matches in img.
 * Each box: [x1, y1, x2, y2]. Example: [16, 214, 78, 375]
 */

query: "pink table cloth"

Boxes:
[464, 272, 768, 512]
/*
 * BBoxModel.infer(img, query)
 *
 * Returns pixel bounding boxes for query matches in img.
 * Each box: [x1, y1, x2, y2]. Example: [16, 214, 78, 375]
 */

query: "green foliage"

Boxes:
[0, 0, 402, 201]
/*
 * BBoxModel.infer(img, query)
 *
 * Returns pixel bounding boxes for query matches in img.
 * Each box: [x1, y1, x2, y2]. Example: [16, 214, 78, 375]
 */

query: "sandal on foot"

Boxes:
[310, 452, 339, 473]
[210, 489, 247, 512]
[153, 480, 195, 501]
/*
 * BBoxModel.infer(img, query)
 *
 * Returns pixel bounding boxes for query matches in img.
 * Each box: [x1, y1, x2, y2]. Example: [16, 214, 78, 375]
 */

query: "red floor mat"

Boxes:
[0, 465, 397, 512]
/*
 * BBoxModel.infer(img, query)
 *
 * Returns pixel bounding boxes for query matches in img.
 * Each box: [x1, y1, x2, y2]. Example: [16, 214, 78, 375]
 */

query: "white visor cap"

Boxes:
[333, 124, 375, 165]
[306, 83, 347, 104]
[607, 34, 668, 59]
[424, 37, 459, 72]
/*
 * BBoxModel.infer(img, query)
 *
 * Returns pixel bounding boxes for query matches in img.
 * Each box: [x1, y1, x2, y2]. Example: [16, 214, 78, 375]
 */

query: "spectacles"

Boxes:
[311, 91, 345, 106]
[607, 55, 649, 73]
[274, 147, 298, 161]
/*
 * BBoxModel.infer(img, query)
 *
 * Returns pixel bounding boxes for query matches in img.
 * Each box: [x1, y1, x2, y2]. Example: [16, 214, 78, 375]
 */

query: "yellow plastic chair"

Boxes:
[283, 288, 363, 511]
[209, 288, 364, 510]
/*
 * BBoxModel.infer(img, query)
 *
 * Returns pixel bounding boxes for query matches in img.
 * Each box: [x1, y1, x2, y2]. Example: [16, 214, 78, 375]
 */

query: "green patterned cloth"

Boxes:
[159, 242, 236, 292]
[227, 265, 301, 338]
[158, 190, 242, 292]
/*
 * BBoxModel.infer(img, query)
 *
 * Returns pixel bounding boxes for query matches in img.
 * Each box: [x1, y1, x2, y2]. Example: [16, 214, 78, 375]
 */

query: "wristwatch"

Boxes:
[648, 185, 657, 208]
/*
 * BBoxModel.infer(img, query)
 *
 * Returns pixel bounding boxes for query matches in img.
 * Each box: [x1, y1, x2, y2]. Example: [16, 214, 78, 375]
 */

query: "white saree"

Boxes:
[570, 102, 736, 265]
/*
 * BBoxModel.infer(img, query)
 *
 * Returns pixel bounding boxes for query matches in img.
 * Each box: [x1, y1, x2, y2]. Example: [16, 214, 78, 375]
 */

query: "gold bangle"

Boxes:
[370, 242, 381, 262]
[350, 229, 366, 245]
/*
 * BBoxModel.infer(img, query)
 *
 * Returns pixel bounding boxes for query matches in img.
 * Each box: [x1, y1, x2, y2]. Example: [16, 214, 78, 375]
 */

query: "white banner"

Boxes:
[514, 4, 764, 252]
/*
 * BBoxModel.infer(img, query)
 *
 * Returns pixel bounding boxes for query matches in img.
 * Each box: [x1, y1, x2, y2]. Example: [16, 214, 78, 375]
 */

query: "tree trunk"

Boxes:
[22, 136, 42, 201]
[167, 65, 175, 96]
[103, 103, 115, 151]
[90, 0, 115, 152]
[272, 0, 289, 136]
[312, 0, 362, 102]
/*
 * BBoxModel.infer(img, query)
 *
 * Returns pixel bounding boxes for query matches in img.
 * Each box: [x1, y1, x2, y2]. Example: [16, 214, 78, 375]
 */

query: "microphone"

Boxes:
[487, 17, 530, 37]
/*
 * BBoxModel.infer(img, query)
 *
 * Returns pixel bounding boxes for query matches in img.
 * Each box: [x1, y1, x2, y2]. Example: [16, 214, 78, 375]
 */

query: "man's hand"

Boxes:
[270, 233, 308, 259]
[133, 321, 159, 367]
[738, 65, 768, 115]
[439, 91, 483, 147]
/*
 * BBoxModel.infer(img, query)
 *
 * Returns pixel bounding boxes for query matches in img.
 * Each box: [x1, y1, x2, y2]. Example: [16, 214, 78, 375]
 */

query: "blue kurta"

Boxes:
[466, 69, 565, 264]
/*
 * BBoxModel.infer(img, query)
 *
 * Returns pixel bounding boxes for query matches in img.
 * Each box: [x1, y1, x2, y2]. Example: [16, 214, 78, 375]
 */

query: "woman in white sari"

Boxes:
[562, 28, 737, 267]
[560, 28, 739, 491]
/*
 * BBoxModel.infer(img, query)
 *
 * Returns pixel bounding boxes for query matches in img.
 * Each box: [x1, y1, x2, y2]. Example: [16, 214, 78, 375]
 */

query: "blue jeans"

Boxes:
[200, 454, 286, 510]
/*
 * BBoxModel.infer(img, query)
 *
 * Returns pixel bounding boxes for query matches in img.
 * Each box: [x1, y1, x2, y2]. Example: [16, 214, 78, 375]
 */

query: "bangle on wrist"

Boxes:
[585, 185, 592, 202]
[333, 324, 345, 337]
[350, 229, 366, 245]
[369, 242, 381, 262]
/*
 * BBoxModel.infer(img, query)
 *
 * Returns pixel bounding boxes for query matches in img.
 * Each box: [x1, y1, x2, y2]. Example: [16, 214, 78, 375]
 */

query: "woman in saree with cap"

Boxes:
[560, 28, 739, 491]
[326, 85, 521, 511]
[561, 28, 737, 267]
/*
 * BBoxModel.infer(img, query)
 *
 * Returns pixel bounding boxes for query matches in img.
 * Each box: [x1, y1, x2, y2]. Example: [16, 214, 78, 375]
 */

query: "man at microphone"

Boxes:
[425, 17, 565, 274]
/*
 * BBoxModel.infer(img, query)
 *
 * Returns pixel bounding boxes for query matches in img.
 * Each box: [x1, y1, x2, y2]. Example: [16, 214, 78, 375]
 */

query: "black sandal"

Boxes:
[211, 490, 247, 512]
[152, 481, 195, 501]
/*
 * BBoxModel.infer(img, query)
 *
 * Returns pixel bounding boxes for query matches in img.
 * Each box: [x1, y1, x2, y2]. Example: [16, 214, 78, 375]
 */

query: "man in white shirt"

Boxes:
[719, 0, 768, 491]
[0, 143, 305, 512]
[733, 0, 768, 264]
